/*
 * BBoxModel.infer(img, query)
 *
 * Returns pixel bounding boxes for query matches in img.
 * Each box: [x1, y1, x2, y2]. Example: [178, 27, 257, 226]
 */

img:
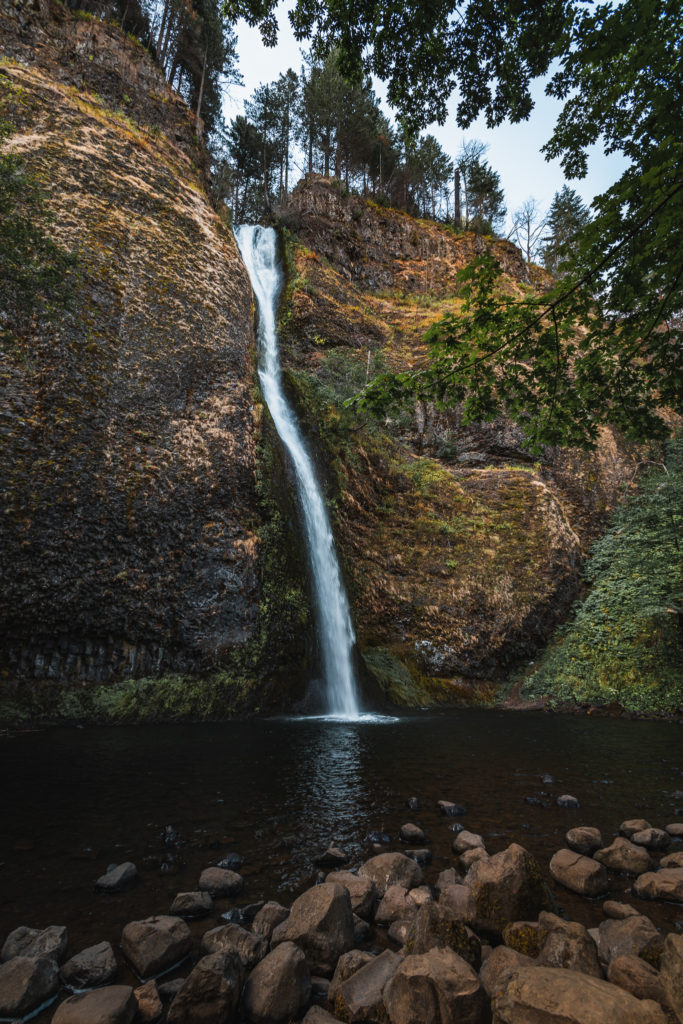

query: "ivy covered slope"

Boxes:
[0, 2, 310, 723]
[516, 437, 683, 716]
[279, 177, 639, 707]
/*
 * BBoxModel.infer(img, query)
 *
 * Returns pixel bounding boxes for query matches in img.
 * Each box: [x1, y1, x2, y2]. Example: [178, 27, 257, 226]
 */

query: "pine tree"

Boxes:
[541, 185, 590, 275]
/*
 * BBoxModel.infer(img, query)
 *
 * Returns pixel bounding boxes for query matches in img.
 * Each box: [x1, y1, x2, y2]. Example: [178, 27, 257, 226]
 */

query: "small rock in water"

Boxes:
[406, 796, 420, 811]
[169, 892, 213, 919]
[453, 830, 485, 854]
[120, 916, 192, 980]
[619, 818, 652, 838]
[630, 827, 671, 850]
[217, 852, 243, 871]
[661, 851, 683, 868]
[557, 794, 580, 809]
[405, 848, 432, 865]
[549, 849, 609, 897]
[541, 774, 554, 785]
[665, 823, 683, 837]
[399, 823, 426, 844]
[566, 827, 602, 855]
[603, 901, 640, 920]
[198, 867, 244, 897]
[449, 821, 465, 835]
[60, 941, 118, 990]
[437, 800, 466, 817]
[315, 846, 349, 868]
[96, 862, 137, 892]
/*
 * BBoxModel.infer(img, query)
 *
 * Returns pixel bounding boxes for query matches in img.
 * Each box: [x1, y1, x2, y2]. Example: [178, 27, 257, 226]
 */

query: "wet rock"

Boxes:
[399, 823, 426, 844]
[557, 794, 580, 809]
[167, 951, 243, 1024]
[460, 848, 489, 871]
[631, 828, 671, 850]
[666, 823, 683, 838]
[660, 933, 683, 1023]
[52, 985, 136, 1024]
[453, 830, 485, 854]
[133, 980, 163, 1023]
[358, 852, 423, 895]
[661, 851, 683, 868]
[603, 901, 640, 919]
[549, 849, 609, 897]
[170, 891, 213, 919]
[384, 948, 486, 1024]
[406, 797, 420, 811]
[493, 966, 667, 1023]
[466, 842, 551, 936]
[271, 882, 354, 976]
[566, 827, 602, 856]
[120, 916, 192, 980]
[325, 871, 377, 920]
[198, 867, 244, 898]
[0, 955, 59, 1018]
[407, 902, 482, 968]
[60, 941, 118, 990]
[596, 915, 663, 966]
[200, 924, 268, 970]
[594, 837, 652, 875]
[436, 868, 460, 891]
[251, 901, 290, 939]
[1, 924, 68, 963]
[634, 868, 683, 903]
[536, 912, 602, 977]
[316, 846, 349, 868]
[217, 853, 243, 871]
[479, 946, 534, 999]
[337, 949, 402, 1023]
[96, 862, 137, 892]
[242, 941, 311, 1024]
[375, 884, 418, 927]
[437, 801, 466, 817]
[328, 950, 376, 1006]
[405, 847, 432, 865]
[620, 818, 652, 838]
[439, 884, 476, 925]
[502, 920, 546, 959]
[607, 955, 665, 1004]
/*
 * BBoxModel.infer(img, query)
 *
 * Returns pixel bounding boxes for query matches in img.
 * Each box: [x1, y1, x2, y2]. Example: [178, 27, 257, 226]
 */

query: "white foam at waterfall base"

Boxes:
[235, 224, 362, 720]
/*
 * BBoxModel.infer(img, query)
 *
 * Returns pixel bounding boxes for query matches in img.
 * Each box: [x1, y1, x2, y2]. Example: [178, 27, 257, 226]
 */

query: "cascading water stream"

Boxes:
[235, 224, 362, 720]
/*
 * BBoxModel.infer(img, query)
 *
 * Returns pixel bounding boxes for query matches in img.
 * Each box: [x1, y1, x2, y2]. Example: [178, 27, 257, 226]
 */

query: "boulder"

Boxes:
[358, 853, 423, 895]
[502, 921, 546, 959]
[460, 848, 489, 871]
[384, 948, 486, 1024]
[329, 950, 376, 1006]
[594, 838, 652, 875]
[557, 794, 580, 808]
[388, 920, 412, 945]
[325, 871, 377, 920]
[198, 867, 244, 898]
[316, 846, 349, 869]
[336, 949, 402, 1023]
[479, 946, 534, 999]
[439, 884, 476, 925]
[549, 849, 609, 897]
[660, 933, 683, 1023]
[596, 915, 663, 966]
[453, 831, 486, 854]
[493, 966, 667, 1023]
[634, 868, 683, 903]
[466, 843, 551, 936]
[271, 883, 354, 976]
[566, 827, 602, 856]
[167, 951, 244, 1024]
[620, 819, 652, 838]
[603, 901, 640, 919]
[375, 885, 419, 927]
[60, 941, 118, 990]
[200, 924, 268, 970]
[251, 901, 290, 939]
[170, 891, 213, 919]
[608, 955, 665, 1004]
[438, 801, 466, 817]
[631, 828, 671, 850]
[133, 980, 163, 1023]
[0, 955, 59, 1018]
[120, 916, 192, 980]
[536, 912, 602, 977]
[407, 902, 481, 968]
[661, 852, 683, 868]
[95, 863, 137, 892]
[52, 986, 136, 1024]
[242, 941, 311, 1024]
[399, 823, 426, 844]
[1, 924, 68, 963]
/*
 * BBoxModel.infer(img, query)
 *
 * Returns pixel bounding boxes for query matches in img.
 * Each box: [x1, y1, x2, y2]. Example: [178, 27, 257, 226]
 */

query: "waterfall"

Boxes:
[235, 225, 362, 720]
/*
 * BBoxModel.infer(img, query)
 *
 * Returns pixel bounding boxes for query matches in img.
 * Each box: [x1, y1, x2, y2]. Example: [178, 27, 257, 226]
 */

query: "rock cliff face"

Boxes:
[279, 177, 636, 700]
[0, 4, 267, 689]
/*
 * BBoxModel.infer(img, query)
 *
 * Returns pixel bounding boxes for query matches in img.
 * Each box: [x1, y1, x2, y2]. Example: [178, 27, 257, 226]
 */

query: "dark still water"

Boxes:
[1, 710, 682, 956]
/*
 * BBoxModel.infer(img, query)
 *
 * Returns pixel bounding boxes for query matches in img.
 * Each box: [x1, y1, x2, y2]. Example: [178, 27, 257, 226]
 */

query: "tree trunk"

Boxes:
[454, 169, 461, 228]
[195, 47, 207, 139]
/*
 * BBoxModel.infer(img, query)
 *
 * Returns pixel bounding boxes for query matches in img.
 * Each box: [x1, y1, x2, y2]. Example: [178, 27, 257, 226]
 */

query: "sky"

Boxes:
[224, 5, 628, 228]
